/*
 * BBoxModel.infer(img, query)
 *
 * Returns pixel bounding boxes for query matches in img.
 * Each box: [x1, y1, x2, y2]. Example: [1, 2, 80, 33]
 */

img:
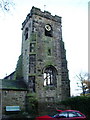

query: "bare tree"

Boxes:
[76, 72, 89, 96]
[0, 0, 14, 12]
[83, 73, 90, 93]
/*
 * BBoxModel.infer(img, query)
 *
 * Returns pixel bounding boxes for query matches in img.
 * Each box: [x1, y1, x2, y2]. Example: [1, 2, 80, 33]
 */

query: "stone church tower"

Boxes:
[21, 6, 70, 103]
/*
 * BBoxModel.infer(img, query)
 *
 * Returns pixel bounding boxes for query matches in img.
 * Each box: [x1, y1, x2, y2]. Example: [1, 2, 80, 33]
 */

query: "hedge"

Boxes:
[60, 96, 90, 119]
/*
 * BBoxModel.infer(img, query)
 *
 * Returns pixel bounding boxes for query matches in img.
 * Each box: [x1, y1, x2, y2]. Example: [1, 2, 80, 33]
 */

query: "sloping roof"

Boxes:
[0, 79, 28, 91]
[4, 71, 15, 80]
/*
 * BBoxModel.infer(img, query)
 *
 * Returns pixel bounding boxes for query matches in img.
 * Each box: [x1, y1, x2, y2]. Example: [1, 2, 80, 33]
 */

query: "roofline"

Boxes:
[0, 88, 28, 91]
[4, 71, 15, 79]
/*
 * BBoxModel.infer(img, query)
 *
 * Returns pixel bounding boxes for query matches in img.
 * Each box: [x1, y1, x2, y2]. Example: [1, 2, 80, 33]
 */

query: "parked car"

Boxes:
[36, 110, 87, 120]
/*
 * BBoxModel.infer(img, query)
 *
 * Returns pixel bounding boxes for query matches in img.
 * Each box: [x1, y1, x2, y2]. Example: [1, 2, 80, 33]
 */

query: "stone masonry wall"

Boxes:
[2, 90, 27, 114]
[21, 6, 70, 103]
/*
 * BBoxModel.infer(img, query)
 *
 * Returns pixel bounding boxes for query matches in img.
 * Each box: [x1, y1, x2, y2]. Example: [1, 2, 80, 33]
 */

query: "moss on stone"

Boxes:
[26, 93, 38, 116]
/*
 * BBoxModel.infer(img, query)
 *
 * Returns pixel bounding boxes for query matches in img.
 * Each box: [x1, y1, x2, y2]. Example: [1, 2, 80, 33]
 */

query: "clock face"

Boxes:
[45, 24, 51, 31]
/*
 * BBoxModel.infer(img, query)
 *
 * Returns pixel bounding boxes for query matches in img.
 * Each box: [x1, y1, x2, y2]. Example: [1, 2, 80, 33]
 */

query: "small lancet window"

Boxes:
[28, 76, 35, 92]
[25, 27, 29, 40]
[48, 48, 51, 56]
[30, 43, 36, 52]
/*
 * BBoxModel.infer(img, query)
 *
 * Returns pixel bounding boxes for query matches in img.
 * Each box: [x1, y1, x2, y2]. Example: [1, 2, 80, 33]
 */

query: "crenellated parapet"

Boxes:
[22, 6, 61, 30]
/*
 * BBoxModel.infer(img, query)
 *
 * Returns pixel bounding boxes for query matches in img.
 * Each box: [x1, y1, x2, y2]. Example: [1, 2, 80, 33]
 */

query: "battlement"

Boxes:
[22, 6, 61, 29]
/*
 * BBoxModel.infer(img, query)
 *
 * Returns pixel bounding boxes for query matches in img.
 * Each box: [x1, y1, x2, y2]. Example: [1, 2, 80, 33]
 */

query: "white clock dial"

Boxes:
[45, 25, 51, 31]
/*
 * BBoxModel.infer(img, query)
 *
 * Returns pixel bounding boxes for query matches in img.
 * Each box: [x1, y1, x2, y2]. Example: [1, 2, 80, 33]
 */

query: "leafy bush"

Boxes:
[60, 96, 90, 119]
[26, 93, 38, 117]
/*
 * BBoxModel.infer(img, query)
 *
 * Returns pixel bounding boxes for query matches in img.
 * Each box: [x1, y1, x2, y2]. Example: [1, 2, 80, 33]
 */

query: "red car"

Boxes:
[36, 110, 87, 120]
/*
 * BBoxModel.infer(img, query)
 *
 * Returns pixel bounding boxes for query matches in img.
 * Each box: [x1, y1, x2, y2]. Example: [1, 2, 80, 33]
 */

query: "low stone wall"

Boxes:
[1, 90, 27, 114]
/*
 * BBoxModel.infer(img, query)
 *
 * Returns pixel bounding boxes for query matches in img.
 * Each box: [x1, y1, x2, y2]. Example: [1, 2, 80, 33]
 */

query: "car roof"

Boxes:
[57, 109, 80, 112]
[56, 110, 63, 112]
[64, 110, 78, 112]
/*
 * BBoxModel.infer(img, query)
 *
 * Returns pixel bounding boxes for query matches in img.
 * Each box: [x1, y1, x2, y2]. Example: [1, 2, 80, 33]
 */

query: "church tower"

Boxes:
[21, 6, 70, 102]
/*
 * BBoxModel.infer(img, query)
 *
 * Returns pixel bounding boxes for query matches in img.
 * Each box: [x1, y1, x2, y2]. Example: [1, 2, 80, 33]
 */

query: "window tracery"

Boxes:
[43, 65, 57, 87]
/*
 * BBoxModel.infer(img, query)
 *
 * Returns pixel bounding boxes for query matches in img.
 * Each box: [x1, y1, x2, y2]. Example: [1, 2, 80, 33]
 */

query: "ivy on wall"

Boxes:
[26, 93, 38, 117]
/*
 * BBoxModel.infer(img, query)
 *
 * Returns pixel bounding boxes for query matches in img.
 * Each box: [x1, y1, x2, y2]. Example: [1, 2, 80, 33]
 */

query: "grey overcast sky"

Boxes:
[0, 0, 88, 96]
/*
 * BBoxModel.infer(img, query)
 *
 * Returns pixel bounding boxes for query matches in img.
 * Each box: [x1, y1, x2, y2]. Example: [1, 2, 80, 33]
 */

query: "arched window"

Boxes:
[43, 65, 57, 87]
[24, 27, 28, 40]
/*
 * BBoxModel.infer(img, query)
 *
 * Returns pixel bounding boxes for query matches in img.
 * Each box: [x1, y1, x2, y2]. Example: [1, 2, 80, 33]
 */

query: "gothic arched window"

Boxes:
[25, 27, 28, 40]
[43, 65, 57, 87]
